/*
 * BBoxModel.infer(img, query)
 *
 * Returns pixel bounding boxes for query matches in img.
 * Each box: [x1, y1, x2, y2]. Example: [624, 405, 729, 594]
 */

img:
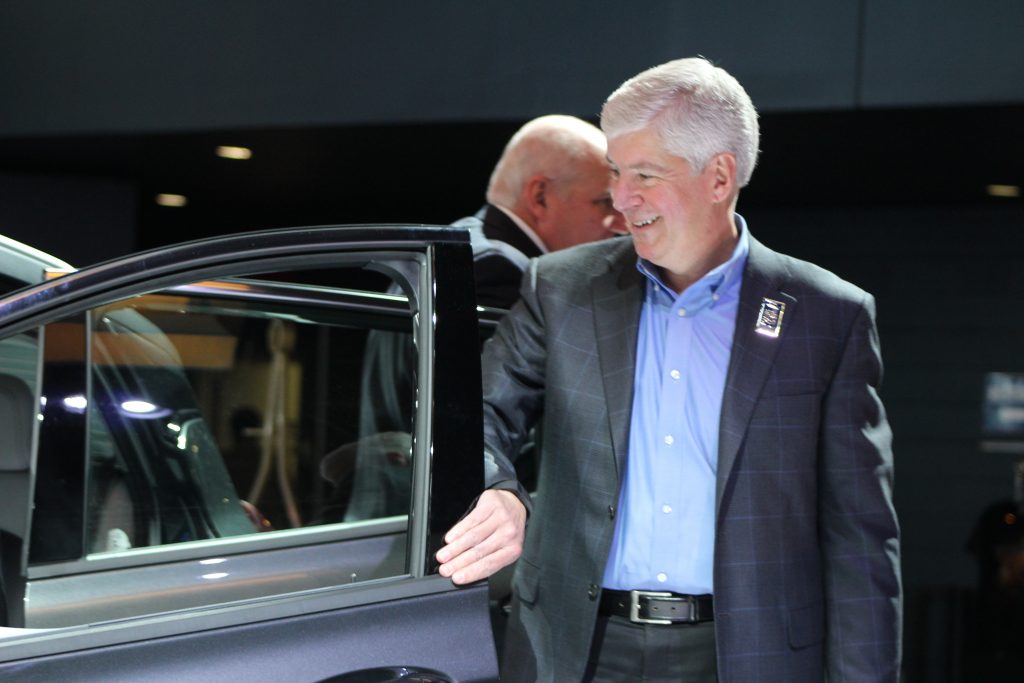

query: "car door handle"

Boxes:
[316, 666, 454, 683]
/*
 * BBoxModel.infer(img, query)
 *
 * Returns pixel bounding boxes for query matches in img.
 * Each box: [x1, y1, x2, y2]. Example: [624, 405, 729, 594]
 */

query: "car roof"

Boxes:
[0, 234, 74, 286]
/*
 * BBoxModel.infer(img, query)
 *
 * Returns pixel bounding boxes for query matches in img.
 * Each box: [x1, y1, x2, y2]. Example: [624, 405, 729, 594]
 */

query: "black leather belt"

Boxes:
[599, 589, 714, 625]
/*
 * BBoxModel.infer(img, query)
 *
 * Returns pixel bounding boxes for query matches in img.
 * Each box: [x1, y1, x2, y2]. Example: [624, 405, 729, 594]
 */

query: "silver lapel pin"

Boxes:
[755, 297, 786, 338]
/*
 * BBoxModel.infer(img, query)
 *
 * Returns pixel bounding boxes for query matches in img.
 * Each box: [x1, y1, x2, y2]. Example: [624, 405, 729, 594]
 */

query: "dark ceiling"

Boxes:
[0, 104, 1020, 251]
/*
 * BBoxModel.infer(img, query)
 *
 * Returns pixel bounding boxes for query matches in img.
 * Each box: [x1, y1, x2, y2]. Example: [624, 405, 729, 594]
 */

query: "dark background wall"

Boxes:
[1, 2, 1023, 680]
[2, 0, 1023, 136]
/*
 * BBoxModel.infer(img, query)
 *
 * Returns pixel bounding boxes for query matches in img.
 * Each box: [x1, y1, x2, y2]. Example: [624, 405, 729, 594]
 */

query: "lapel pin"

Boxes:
[755, 297, 786, 338]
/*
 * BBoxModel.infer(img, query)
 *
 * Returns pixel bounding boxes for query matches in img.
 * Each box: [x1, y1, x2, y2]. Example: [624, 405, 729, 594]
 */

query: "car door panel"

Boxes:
[0, 580, 495, 682]
[25, 527, 407, 628]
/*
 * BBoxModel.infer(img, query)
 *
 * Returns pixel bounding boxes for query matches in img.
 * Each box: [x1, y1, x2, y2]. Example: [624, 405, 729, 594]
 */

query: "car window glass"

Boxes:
[80, 273, 418, 555]
[20, 261, 418, 569]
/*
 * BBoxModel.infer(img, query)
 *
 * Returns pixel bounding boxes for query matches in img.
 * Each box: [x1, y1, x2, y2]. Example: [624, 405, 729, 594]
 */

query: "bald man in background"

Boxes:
[456, 114, 625, 308]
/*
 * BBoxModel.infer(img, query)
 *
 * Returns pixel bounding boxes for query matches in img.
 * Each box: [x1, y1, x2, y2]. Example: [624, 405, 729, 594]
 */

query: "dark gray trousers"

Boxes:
[581, 615, 718, 682]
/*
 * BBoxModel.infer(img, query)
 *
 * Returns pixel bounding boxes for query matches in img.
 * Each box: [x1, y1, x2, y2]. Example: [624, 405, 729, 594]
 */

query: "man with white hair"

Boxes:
[457, 114, 625, 308]
[438, 58, 901, 682]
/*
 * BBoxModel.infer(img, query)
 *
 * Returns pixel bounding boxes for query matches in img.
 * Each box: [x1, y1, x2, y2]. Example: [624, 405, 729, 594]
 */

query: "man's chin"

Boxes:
[631, 239, 658, 261]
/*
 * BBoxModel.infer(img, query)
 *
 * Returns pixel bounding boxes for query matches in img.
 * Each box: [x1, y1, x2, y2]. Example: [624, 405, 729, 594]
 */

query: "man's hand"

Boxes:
[436, 489, 527, 585]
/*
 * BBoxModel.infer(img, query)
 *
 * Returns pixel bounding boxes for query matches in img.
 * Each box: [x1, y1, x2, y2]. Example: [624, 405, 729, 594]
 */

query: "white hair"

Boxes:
[601, 57, 760, 187]
[486, 115, 607, 206]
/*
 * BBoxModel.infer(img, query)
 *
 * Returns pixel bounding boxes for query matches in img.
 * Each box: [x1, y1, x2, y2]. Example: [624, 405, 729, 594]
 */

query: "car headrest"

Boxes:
[0, 374, 33, 472]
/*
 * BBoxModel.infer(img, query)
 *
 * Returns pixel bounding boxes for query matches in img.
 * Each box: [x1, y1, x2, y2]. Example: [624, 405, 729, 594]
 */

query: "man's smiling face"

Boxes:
[607, 127, 721, 285]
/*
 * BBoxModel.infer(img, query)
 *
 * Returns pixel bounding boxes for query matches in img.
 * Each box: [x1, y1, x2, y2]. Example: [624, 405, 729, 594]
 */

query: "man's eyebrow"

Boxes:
[628, 161, 671, 173]
[607, 156, 670, 174]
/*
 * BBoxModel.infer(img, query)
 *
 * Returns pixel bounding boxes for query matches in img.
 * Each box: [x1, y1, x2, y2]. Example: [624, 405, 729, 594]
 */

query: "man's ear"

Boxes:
[524, 174, 550, 218]
[709, 153, 737, 203]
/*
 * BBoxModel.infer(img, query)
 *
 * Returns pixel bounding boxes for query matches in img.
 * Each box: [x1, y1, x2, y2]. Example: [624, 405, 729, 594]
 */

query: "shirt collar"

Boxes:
[492, 204, 549, 254]
[636, 213, 750, 307]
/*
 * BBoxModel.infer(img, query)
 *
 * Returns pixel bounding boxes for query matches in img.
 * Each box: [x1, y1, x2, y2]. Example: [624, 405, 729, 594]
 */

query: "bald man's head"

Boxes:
[486, 115, 624, 250]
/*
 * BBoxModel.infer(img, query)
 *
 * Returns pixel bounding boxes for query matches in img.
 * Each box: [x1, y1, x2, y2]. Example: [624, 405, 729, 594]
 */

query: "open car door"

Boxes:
[0, 225, 495, 682]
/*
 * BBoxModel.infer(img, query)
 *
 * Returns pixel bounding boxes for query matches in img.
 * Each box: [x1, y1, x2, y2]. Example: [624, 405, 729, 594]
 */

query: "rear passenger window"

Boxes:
[29, 264, 419, 573]
[79, 274, 418, 553]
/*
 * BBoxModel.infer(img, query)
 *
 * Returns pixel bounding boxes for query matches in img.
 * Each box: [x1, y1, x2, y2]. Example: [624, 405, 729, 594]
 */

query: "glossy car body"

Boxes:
[0, 226, 500, 681]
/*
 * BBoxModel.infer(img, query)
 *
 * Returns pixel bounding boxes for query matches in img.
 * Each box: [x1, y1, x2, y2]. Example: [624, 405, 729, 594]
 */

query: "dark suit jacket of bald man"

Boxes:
[483, 232, 902, 682]
[452, 204, 543, 310]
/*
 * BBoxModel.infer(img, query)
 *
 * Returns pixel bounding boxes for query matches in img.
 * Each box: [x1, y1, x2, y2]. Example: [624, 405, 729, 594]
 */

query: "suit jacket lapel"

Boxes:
[592, 240, 644, 480]
[717, 236, 796, 509]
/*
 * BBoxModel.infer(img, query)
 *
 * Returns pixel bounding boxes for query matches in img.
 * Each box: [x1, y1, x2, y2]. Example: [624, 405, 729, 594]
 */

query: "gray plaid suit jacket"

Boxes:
[483, 232, 901, 682]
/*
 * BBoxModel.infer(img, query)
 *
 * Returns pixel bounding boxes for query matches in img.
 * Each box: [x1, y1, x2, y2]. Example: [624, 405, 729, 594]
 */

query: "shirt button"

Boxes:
[677, 308, 687, 317]
[662, 504, 672, 514]
[664, 435, 674, 445]
[588, 584, 599, 599]
[669, 369, 680, 380]
[712, 293, 720, 301]
[657, 573, 668, 583]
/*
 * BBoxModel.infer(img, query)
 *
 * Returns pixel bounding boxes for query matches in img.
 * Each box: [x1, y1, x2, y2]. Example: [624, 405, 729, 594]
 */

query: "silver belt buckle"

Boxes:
[628, 589, 675, 625]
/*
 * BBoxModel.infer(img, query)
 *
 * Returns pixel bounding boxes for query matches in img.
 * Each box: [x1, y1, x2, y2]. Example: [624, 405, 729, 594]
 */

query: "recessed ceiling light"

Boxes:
[216, 145, 252, 160]
[155, 193, 188, 207]
[987, 184, 1020, 198]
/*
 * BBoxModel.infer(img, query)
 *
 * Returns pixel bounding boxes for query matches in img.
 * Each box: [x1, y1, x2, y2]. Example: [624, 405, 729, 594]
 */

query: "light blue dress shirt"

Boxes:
[603, 216, 750, 594]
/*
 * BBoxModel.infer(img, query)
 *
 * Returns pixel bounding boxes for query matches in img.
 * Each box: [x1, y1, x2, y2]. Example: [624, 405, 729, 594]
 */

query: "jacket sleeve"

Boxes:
[481, 260, 547, 511]
[819, 295, 902, 681]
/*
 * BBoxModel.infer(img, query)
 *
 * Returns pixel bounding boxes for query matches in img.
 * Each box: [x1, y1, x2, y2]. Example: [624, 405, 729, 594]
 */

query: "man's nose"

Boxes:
[610, 180, 637, 214]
